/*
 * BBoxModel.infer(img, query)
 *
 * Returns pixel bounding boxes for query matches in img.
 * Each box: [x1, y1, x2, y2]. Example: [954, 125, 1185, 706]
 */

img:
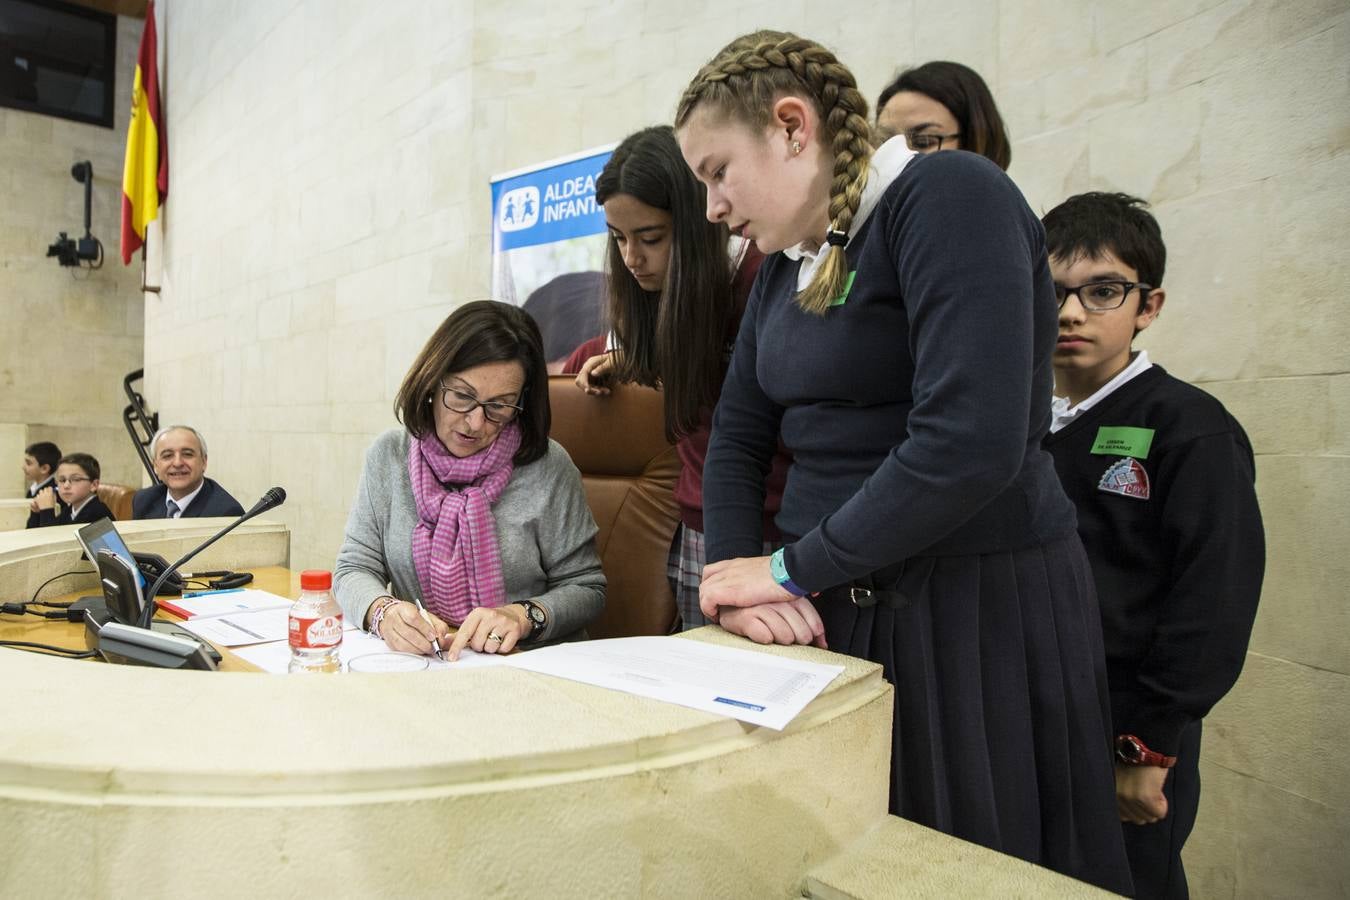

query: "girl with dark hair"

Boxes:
[336, 300, 605, 660]
[676, 31, 1131, 893]
[565, 125, 789, 631]
[875, 60, 1011, 170]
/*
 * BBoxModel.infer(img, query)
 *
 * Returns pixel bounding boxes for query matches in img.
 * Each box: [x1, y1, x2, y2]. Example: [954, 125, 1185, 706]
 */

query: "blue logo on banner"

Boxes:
[491, 150, 612, 252]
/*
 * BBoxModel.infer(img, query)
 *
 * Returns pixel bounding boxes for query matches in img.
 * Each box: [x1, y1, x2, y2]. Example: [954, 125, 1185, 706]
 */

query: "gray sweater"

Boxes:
[334, 428, 605, 642]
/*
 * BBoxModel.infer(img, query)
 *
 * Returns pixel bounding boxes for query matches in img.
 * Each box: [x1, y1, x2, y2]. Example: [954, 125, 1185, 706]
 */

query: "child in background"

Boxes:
[1042, 192, 1265, 899]
[31, 453, 112, 527]
[23, 441, 63, 528]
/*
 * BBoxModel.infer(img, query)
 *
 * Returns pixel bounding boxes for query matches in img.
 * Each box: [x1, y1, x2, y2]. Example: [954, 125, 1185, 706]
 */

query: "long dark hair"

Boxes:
[877, 61, 1011, 170]
[597, 125, 735, 439]
[394, 300, 550, 465]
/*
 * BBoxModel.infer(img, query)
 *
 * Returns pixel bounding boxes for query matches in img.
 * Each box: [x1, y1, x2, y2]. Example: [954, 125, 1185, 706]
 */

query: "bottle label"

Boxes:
[289, 614, 343, 649]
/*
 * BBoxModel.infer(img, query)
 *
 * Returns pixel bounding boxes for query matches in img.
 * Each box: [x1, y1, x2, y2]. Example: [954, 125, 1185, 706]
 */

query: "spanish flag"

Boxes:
[120, 0, 167, 265]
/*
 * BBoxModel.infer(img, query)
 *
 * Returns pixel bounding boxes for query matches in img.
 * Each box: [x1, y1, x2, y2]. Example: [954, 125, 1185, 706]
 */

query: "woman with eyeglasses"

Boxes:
[335, 301, 605, 660]
[875, 61, 1011, 171]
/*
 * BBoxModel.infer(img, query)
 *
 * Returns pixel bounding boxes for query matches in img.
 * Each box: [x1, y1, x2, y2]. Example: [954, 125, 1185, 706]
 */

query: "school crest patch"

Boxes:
[1098, 457, 1151, 500]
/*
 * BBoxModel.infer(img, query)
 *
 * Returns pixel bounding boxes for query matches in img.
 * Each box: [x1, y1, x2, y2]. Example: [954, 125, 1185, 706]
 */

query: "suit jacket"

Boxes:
[31, 495, 113, 528]
[132, 478, 246, 520]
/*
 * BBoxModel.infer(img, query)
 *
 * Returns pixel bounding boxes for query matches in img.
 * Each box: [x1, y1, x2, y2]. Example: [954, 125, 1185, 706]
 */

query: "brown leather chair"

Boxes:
[547, 375, 681, 639]
[96, 484, 136, 521]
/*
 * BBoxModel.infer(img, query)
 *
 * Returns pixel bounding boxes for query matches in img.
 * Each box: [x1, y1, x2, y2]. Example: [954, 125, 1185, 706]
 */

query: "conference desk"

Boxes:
[0, 564, 300, 671]
[0, 519, 1110, 898]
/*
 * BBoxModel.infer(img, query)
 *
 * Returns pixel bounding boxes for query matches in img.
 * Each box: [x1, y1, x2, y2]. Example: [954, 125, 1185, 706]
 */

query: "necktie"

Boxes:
[167, 499, 181, 519]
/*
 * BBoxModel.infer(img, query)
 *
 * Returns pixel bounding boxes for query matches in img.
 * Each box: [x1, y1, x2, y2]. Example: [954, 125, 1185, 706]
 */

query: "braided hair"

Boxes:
[675, 31, 873, 315]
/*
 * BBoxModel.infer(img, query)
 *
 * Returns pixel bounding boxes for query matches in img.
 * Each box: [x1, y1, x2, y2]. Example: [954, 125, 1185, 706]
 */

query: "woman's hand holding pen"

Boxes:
[378, 600, 451, 657]
[446, 604, 528, 660]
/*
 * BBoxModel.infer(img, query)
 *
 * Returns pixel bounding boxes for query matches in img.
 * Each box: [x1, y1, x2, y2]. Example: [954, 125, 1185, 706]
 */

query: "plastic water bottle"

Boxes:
[288, 569, 343, 673]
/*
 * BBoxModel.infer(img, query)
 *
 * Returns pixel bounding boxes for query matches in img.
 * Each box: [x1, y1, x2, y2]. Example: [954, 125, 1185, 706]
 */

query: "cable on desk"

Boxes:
[0, 640, 98, 659]
[1, 602, 72, 619]
[29, 568, 96, 606]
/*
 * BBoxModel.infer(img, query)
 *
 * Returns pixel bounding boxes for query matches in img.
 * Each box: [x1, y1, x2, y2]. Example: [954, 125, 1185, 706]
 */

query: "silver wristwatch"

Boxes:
[514, 599, 547, 641]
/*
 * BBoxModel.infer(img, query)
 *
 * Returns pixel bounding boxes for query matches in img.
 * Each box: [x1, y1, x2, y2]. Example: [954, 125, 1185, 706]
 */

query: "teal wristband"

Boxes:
[769, 548, 809, 597]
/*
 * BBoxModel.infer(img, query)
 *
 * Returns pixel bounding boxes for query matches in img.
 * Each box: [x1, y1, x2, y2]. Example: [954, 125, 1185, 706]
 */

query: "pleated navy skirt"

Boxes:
[812, 534, 1134, 896]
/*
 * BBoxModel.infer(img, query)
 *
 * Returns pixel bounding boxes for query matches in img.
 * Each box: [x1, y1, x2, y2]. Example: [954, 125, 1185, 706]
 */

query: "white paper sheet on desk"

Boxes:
[233, 628, 507, 674]
[159, 589, 292, 619]
[176, 607, 354, 647]
[500, 636, 844, 730]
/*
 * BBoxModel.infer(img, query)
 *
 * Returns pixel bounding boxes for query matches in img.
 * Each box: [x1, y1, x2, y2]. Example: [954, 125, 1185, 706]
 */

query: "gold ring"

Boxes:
[486, 632, 503, 643]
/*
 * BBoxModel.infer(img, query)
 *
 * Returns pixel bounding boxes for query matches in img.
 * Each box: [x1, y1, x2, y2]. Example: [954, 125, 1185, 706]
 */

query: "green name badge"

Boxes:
[829, 270, 857, 307]
[1090, 426, 1155, 459]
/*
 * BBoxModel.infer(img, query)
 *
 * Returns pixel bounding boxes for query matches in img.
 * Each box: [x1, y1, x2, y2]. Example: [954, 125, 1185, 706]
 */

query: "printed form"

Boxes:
[501, 636, 843, 730]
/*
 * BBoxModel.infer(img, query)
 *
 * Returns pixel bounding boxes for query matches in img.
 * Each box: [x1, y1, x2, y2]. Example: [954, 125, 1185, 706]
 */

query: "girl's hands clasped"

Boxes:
[700, 556, 827, 648]
[447, 603, 529, 660]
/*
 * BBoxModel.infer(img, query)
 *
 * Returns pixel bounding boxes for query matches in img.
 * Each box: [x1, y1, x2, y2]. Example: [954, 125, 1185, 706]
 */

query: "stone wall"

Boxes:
[0, 15, 147, 497]
[147, 1, 1349, 895]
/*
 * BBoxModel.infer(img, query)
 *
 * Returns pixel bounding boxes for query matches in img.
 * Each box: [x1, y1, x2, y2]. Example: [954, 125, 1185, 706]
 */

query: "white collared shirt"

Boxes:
[1050, 350, 1153, 434]
[68, 496, 94, 520]
[783, 136, 918, 291]
[166, 480, 206, 517]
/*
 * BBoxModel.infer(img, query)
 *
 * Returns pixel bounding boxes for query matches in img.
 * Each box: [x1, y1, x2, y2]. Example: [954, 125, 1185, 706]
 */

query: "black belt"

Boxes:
[816, 584, 909, 609]
[815, 557, 934, 609]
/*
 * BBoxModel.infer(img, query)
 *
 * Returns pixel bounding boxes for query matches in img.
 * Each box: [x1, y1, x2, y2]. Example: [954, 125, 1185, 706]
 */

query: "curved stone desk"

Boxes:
[0, 522, 1110, 898]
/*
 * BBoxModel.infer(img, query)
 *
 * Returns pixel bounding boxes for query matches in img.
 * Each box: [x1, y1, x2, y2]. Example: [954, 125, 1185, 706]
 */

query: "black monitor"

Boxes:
[75, 518, 146, 591]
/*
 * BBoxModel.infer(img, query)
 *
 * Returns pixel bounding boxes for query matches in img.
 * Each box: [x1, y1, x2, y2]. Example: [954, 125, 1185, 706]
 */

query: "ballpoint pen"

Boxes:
[183, 587, 245, 598]
[410, 596, 444, 661]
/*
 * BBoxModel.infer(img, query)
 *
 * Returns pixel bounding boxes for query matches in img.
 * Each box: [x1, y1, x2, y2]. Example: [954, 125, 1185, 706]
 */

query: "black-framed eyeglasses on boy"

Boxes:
[438, 386, 524, 424]
[1055, 281, 1152, 313]
[904, 131, 961, 152]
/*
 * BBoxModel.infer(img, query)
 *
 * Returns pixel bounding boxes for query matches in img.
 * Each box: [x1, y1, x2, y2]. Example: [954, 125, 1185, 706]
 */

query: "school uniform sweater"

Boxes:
[1044, 365, 1265, 755]
[704, 149, 1077, 586]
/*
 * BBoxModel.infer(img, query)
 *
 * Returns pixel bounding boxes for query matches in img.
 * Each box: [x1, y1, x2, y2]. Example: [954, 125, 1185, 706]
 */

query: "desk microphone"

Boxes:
[135, 487, 287, 629]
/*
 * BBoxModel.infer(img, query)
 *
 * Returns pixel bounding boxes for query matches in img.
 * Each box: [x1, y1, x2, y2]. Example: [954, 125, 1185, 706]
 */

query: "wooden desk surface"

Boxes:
[0, 566, 301, 672]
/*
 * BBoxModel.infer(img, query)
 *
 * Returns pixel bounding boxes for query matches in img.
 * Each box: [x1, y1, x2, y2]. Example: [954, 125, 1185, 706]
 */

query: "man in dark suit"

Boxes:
[132, 426, 246, 520]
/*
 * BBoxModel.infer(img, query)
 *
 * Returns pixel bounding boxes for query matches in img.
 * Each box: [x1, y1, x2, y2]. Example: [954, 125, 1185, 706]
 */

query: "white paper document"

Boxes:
[233, 628, 507, 673]
[158, 589, 292, 619]
[501, 636, 844, 730]
[177, 607, 298, 646]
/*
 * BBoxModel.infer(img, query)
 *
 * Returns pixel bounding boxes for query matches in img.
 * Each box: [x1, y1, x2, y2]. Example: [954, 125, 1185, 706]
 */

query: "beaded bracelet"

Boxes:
[368, 597, 400, 638]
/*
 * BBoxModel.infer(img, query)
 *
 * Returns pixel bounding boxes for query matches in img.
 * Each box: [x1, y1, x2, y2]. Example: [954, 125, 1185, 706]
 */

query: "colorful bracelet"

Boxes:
[368, 597, 399, 638]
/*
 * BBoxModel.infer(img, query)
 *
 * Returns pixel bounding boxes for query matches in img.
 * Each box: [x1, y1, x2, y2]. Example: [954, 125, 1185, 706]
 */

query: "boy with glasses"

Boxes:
[30, 453, 112, 528]
[1042, 192, 1265, 899]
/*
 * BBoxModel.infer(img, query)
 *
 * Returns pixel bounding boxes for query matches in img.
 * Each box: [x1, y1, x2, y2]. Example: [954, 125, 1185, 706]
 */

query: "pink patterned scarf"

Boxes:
[407, 424, 520, 625]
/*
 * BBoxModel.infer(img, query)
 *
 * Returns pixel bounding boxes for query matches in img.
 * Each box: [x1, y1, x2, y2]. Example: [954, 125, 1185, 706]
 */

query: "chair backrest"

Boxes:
[97, 484, 136, 521]
[547, 376, 680, 639]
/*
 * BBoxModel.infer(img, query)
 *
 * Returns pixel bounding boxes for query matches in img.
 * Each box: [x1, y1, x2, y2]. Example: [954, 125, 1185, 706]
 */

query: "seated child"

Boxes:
[31, 453, 113, 528]
[1041, 192, 1265, 899]
[23, 441, 63, 528]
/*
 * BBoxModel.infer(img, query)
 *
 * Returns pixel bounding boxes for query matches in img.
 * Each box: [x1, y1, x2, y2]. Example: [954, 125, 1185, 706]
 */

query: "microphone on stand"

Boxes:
[135, 487, 287, 630]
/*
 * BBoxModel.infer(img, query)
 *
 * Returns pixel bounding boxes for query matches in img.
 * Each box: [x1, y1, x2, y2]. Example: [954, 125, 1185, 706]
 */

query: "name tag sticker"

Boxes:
[828, 270, 857, 307]
[1090, 426, 1155, 459]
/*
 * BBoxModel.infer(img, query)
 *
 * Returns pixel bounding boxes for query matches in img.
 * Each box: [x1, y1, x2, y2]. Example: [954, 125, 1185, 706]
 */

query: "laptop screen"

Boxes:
[75, 518, 147, 589]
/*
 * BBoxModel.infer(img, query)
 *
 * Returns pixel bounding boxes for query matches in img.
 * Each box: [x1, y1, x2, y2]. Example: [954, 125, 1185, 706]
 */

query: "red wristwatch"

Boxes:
[1115, 734, 1177, 768]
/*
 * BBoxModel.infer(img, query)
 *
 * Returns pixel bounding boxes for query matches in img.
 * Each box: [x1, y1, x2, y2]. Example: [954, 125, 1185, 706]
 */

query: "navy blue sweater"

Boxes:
[1045, 366, 1265, 754]
[704, 151, 1077, 589]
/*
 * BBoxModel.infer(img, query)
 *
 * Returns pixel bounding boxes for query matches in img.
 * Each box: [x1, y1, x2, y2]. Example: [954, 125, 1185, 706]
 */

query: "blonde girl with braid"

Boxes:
[677, 31, 1133, 894]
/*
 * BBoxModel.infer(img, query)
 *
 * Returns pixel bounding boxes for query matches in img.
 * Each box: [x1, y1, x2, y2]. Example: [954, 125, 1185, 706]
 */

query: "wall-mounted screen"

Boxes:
[0, 0, 116, 128]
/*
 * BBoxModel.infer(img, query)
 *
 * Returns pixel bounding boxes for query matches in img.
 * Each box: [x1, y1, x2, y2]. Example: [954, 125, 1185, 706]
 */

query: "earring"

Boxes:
[791, 140, 802, 155]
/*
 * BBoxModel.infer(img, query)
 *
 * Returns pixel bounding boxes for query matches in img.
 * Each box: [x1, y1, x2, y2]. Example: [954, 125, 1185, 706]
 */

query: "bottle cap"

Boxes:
[300, 569, 332, 591]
